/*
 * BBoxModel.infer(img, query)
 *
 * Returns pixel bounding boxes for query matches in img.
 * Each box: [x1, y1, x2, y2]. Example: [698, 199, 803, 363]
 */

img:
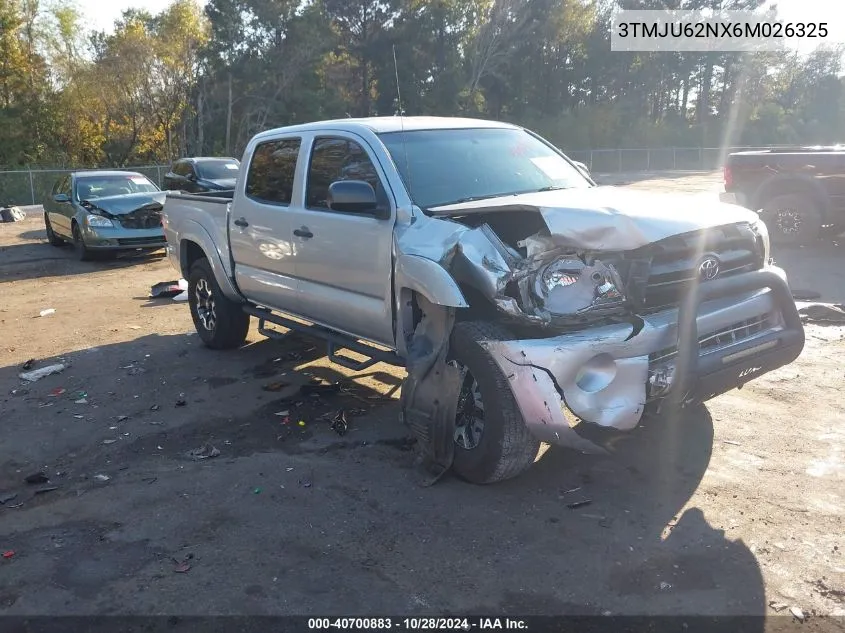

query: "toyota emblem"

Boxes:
[698, 257, 720, 281]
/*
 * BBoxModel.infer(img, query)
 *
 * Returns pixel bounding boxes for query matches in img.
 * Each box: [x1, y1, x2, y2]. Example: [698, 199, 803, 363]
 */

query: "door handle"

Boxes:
[233, 217, 249, 228]
[293, 228, 313, 239]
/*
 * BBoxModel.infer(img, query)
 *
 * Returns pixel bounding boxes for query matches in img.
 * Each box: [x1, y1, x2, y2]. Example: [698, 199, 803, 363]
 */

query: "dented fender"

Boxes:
[178, 220, 242, 302]
[394, 254, 469, 309]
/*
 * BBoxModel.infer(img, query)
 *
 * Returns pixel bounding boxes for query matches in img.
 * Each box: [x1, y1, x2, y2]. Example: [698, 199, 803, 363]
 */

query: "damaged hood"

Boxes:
[428, 187, 760, 251]
[81, 192, 167, 216]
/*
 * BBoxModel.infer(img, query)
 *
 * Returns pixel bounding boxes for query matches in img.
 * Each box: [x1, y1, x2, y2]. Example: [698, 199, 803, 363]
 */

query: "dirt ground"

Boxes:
[1, 171, 844, 622]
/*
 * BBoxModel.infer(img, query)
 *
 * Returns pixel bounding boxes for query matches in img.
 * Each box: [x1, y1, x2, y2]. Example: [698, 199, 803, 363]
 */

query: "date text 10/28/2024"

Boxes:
[308, 618, 528, 630]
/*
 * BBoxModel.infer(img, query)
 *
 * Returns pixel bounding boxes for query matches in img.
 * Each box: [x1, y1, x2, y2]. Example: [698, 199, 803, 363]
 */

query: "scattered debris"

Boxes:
[769, 602, 789, 612]
[262, 381, 290, 392]
[150, 404, 160, 411]
[722, 440, 742, 446]
[73, 415, 84, 419]
[142, 477, 157, 484]
[566, 500, 593, 510]
[286, 467, 294, 472]
[128, 325, 142, 330]
[175, 394, 187, 407]
[19, 363, 66, 383]
[49, 388, 66, 397]
[0, 493, 17, 505]
[172, 553, 193, 573]
[560, 486, 582, 495]
[75, 398, 88, 404]
[94, 474, 110, 482]
[659, 581, 672, 591]
[38, 308, 56, 318]
[102, 439, 118, 445]
[24, 472, 48, 485]
[331, 410, 348, 437]
[151, 280, 188, 299]
[2, 551, 14, 559]
[790, 606, 805, 622]
[298, 420, 306, 427]
[186, 444, 220, 460]
[253, 488, 262, 494]
[21, 359, 34, 371]
[274, 410, 290, 417]
[117, 415, 128, 422]
[10, 388, 28, 396]
[299, 479, 312, 488]
[34, 486, 58, 495]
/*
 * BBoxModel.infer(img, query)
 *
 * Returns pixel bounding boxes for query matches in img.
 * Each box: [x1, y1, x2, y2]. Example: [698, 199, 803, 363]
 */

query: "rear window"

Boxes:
[197, 160, 239, 180]
[246, 139, 301, 205]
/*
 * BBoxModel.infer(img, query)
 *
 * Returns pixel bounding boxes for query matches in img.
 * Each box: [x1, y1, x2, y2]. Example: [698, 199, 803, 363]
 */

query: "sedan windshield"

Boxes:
[197, 160, 240, 180]
[378, 127, 591, 209]
[75, 175, 159, 200]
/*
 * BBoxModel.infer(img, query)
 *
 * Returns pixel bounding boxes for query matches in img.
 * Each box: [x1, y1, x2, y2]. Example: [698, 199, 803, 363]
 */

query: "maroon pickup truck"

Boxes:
[721, 146, 845, 245]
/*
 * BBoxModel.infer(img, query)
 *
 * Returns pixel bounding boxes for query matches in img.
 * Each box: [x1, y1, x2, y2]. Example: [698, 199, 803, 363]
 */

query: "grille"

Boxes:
[649, 314, 772, 365]
[118, 210, 162, 229]
[117, 236, 165, 246]
[633, 224, 761, 312]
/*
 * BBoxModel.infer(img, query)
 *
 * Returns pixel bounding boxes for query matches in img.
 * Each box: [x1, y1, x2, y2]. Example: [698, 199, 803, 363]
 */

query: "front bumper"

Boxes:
[82, 225, 167, 250]
[481, 266, 804, 449]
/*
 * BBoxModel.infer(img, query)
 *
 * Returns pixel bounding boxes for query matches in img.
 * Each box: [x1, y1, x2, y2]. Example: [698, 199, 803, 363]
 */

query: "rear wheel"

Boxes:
[447, 321, 546, 484]
[44, 214, 64, 246]
[760, 193, 822, 245]
[188, 257, 250, 350]
[71, 222, 94, 261]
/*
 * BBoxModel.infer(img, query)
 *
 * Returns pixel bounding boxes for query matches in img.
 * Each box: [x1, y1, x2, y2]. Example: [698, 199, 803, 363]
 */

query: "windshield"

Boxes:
[378, 127, 591, 209]
[197, 160, 240, 180]
[75, 175, 159, 200]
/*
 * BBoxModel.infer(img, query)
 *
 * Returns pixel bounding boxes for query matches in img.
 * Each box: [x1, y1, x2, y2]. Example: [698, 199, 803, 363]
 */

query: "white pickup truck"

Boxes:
[161, 116, 805, 485]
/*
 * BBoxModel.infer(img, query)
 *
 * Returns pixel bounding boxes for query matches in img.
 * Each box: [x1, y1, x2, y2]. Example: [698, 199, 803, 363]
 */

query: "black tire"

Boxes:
[188, 257, 250, 350]
[760, 193, 823, 245]
[71, 222, 94, 261]
[44, 214, 64, 246]
[448, 321, 546, 484]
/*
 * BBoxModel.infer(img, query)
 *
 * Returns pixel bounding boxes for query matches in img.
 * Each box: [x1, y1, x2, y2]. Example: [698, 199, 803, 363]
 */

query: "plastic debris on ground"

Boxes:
[103, 439, 118, 445]
[331, 410, 348, 436]
[24, 473, 49, 485]
[150, 404, 160, 411]
[150, 279, 188, 299]
[172, 553, 193, 573]
[19, 363, 66, 383]
[172, 290, 188, 302]
[659, 582, 672, 591]
[94, 474, 110, 482]
[49, 388, 66, 397]
[790, 607, 805, 622]
[21, 359, 34, 371]
[175, 394, 187, 407]
[274, 410, 290, 417]
[769, 602, 789, 612]
[117, 415, 128, 422]
[38, 308, 56, 317]
[186, 444, 220, 460]
[2, 551, 14, 559]
[34, 486, 58, 495]
[75, 398, 88, 404]
[566, 500, 593, 510]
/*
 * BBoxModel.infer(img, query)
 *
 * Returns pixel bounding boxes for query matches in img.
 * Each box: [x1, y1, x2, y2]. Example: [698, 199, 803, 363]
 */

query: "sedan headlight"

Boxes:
[86, 214, 114, 228]
[750, 216, 770, 265]
[533, 257, 625, 316]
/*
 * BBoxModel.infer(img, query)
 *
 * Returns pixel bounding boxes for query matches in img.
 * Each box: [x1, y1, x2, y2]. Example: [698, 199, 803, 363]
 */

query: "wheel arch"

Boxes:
[754, 175, 831, 221]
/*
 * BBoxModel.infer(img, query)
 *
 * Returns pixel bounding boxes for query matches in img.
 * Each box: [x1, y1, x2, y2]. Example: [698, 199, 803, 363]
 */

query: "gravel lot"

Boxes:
[1, 171, 843, 623]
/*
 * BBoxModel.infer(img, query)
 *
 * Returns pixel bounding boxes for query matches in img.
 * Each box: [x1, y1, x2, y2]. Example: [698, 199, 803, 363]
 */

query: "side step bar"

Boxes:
[243, 305, 404, 372]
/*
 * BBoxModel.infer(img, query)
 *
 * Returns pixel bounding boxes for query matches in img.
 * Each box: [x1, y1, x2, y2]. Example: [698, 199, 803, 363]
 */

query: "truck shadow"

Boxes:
[0, 330, 764, 617]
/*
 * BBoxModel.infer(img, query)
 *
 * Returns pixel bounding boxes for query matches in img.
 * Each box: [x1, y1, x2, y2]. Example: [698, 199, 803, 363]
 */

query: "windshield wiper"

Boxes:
[534, 185, 570, 192]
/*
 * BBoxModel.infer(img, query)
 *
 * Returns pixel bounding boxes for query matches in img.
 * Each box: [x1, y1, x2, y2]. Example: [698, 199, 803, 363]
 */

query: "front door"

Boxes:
[49, 175, 74, 236]
[229, 136, 302, 313]
[285, 132, 396, 348]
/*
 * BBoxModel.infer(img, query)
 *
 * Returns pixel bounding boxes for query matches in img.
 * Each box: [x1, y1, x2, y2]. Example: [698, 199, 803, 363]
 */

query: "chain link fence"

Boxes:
[0, 165, 168, 207]
[0, 146, 778, 206]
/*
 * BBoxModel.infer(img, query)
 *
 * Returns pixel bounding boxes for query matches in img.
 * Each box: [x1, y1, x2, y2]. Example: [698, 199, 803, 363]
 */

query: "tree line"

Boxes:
[1, 0, 843, 169]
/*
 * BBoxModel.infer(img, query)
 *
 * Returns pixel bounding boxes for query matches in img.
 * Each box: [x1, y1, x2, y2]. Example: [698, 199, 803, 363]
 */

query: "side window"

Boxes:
[172, 161, 188, 177]
[305, 137, 388, 212]
[246, 138, 301, 205]
[61, 176, 71, 196]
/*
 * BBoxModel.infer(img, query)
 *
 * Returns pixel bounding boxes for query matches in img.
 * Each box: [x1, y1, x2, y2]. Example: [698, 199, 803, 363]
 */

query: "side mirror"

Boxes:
[187, 173, 198, 182]
[53, 193, 70, 203]
[328, 180, 378, 214]
[572, 161, 591, 178]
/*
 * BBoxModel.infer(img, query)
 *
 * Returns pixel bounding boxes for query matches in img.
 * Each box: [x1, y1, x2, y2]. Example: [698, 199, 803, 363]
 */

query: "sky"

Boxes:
[77, 0, 839, 56]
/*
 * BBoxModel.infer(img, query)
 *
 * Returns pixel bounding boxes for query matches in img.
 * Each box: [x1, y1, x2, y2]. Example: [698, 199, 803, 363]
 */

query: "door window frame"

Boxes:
[244, 136, 303, 207]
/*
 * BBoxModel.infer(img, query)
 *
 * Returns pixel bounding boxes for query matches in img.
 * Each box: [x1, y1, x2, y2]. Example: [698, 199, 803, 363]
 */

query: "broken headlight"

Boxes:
[750, 216, 770, 265]
[533, 258, 626, 316]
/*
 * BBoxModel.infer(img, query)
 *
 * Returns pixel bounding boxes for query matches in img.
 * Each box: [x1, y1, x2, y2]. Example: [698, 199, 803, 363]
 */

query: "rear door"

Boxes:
[285, 132, 396, 347]
[50, 175, 74, 236]
[229, 136, 302, 313]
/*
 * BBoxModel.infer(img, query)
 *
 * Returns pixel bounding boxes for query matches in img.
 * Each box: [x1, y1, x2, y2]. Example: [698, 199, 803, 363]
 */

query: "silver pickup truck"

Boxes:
[161, 116, 805, 485]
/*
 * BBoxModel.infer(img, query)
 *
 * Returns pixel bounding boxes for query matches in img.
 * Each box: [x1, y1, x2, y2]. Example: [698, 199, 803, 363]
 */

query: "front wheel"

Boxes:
[760, 194, 822, 245]
[71, 222, 94, 261]
[447, 321, 547, 484]
[188, 257, 250, 350]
